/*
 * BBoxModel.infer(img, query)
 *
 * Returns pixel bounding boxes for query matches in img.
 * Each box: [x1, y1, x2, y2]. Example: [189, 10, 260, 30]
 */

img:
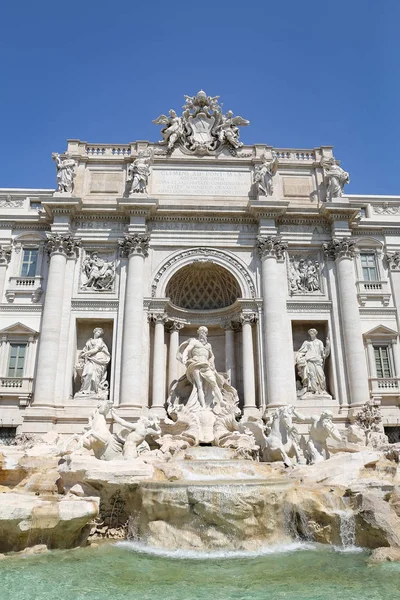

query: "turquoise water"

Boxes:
[1, 542, 400, 600]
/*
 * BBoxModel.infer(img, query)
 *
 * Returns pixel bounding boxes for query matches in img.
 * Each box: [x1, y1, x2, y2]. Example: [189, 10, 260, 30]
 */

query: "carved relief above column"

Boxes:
[322, 238, 356, 261]
[45, 233, 81, 258]
[386, 252, 400, 272]
[257, 235, 287, 262]
[166, 319, 184, 333]
[118, 233, 150, 258]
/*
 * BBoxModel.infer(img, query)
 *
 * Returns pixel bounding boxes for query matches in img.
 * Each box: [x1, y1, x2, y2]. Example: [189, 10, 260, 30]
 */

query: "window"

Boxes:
[21, 248, 38, 277]
[385, 427, 400, 444]
[361, 253, 378, 281]
[374, 346, 392, 378]
[0, 428, 17, 445]
[7, 343, 27, 378]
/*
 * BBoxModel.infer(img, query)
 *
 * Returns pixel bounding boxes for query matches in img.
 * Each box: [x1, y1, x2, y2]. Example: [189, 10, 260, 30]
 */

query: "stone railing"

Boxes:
[85, 144, 131, 157]
[356, 280, 390, 306]
[274, 149, 316, 161]
[369, 377, 400, 395]
[0, 377, 33, 393]
[6, 276, 43, 303]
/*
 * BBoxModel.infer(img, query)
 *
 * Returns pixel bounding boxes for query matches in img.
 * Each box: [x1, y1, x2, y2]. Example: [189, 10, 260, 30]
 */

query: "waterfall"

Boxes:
[337, 497, 356, 548]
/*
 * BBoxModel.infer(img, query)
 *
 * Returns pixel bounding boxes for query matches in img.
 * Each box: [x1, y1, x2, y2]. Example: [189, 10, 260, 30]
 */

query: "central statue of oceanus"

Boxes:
[164, 326, 258, 456]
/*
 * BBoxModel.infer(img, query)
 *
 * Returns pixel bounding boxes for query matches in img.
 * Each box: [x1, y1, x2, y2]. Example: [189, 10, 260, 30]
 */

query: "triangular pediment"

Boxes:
[364, 325, 398, 338]
[0, 322, 39, 336]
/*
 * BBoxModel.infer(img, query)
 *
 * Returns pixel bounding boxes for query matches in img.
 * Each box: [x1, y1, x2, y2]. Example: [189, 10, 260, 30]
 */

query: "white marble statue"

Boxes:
[178, 326, 224, 410]
[217, 110, 249, 150]
[300, 410, 343, 464]
[261, 405, 305, 466]
[288, 257, 321, 294]
[153, 91, 249, 155]
[127, 150, 152, 194]
[52, 152, 76, 193]
[253, 154, 278, 196]
[111, 411, 161, 459]
[65, 399, 123, 461]
[321, 157, 349, 200]
[75, 328, 110, 398]
[355, 400, 389, 448]
[153, 110, 185, 150]
[296, 329, 330, 397]
[82, 252, 115, 291]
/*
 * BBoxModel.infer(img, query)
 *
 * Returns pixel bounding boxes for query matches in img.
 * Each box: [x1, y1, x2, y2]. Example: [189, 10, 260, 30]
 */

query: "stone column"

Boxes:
[119, 234, 150, 406]
[33, 234, 80, 405]
[240, 312, 258, 415]
[222, 321, 237, 387]
[323, 238, 369, 406]
[0, 245, 11, 302]
[149, 313, 168, 414]
[167, 320, 184, 391]
[257, 236, 296, 406]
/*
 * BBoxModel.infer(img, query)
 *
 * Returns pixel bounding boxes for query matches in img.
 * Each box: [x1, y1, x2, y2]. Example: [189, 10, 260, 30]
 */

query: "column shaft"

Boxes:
[119, 234, 149, 406]
[224, 326, 236, 387]
[167, 324, 181, 391]
[34, 252, 68, 404]
[241, 317, 256, 412]
[151, 317, 166, 409]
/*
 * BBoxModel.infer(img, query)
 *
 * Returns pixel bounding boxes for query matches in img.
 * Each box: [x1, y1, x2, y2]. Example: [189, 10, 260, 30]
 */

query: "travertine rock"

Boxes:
[0, 493, 99, 553]
[369, 547, 400, 562]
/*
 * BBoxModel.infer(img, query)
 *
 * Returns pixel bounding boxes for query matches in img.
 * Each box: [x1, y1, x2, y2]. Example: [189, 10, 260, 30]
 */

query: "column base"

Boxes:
[242, 406, 261, 418]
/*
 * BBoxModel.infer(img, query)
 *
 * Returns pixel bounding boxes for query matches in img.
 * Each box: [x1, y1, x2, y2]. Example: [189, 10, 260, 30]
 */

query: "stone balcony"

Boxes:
[0, 377, 33, 406]
[5, 276, 43, 303]
[356, 280, 391, 306]
[369, 377, 400, 398]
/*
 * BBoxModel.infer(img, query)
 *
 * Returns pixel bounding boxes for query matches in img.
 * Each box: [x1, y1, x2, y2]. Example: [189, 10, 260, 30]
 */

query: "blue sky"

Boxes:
[1, 0, 399, 194]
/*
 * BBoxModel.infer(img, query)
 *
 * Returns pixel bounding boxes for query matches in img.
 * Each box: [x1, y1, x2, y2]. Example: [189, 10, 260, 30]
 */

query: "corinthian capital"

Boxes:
[0, 245, 12, 265]
[45, 233, 81, 258]
[322, 238, 356, 261]
[386, 252, 400, 271]
[239, 311, 258, 325]
[118, 234, 150, 258]
[257, 236, 287, 261]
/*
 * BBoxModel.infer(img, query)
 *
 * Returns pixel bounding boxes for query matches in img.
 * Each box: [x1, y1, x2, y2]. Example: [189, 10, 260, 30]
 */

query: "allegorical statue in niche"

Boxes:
[321, 157, 349, 200]
[52, 152, 77, 193]
[153, 109, 185, 150]
[127, 149, 153, 194]
[295, 328, 330, 397]
[253, 154, 278, 196]
[75, 328, 110, 398]
[82, 252, 115, 291]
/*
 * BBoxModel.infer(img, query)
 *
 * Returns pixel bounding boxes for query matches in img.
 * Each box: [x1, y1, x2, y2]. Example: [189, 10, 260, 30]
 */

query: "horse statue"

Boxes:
[243, 405, 304, 467]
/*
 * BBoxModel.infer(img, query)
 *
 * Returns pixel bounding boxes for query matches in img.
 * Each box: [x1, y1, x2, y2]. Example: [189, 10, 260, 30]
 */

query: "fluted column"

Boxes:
[257, 236, 296, 406]
[34, 234, 80, 405]
[167, 320, 184, 391]
[240, 312, 258, 415]
[149, 313, 168, 413]
[119, 234, 150, 406]
[222, 321, 237, 387]
[0, 246, 11, 302]
[323, 238, 369, 406]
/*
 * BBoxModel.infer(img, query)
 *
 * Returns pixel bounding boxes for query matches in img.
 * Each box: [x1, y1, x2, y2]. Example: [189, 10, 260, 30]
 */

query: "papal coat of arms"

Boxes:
[153, 90, 249, 155]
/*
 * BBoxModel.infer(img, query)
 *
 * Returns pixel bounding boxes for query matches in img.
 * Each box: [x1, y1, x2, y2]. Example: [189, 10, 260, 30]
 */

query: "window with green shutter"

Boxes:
[374, 346, 392, 378]
[7, 343, 27, 378]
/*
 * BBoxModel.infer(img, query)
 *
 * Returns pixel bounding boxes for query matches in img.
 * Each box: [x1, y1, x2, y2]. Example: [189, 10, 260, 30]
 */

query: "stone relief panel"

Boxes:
[80, 249, 116, 292]
[287, 254, 323, 296]
[282, 177, 312, 198]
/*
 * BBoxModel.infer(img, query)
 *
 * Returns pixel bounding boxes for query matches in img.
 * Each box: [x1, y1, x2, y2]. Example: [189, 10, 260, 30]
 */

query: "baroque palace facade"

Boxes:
[1, 91, 400, 440]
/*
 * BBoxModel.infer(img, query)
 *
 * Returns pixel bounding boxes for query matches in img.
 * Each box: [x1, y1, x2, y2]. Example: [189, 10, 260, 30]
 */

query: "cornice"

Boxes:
[287, 301, 332, 312]
[71, 299, 119, 311]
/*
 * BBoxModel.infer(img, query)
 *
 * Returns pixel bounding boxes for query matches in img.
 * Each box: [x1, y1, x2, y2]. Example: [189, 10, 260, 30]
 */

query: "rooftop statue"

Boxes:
[321, 156, 350, 200]
[253, 153, 278, 196]
[127, 149, 153, 194]
[153, 90, 249, 155]
[52, 152, 76, 194]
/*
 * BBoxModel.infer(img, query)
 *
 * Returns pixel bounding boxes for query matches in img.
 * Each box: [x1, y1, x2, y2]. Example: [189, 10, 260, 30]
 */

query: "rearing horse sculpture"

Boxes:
[262, 406, 304, 467]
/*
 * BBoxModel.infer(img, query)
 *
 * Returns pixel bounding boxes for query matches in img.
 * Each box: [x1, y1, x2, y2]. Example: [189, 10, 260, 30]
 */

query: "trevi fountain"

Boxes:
[1, 91, 400, 598]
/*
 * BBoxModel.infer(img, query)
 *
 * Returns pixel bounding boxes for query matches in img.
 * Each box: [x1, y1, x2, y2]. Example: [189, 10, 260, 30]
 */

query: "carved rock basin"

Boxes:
[129, 447, 294, 551]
